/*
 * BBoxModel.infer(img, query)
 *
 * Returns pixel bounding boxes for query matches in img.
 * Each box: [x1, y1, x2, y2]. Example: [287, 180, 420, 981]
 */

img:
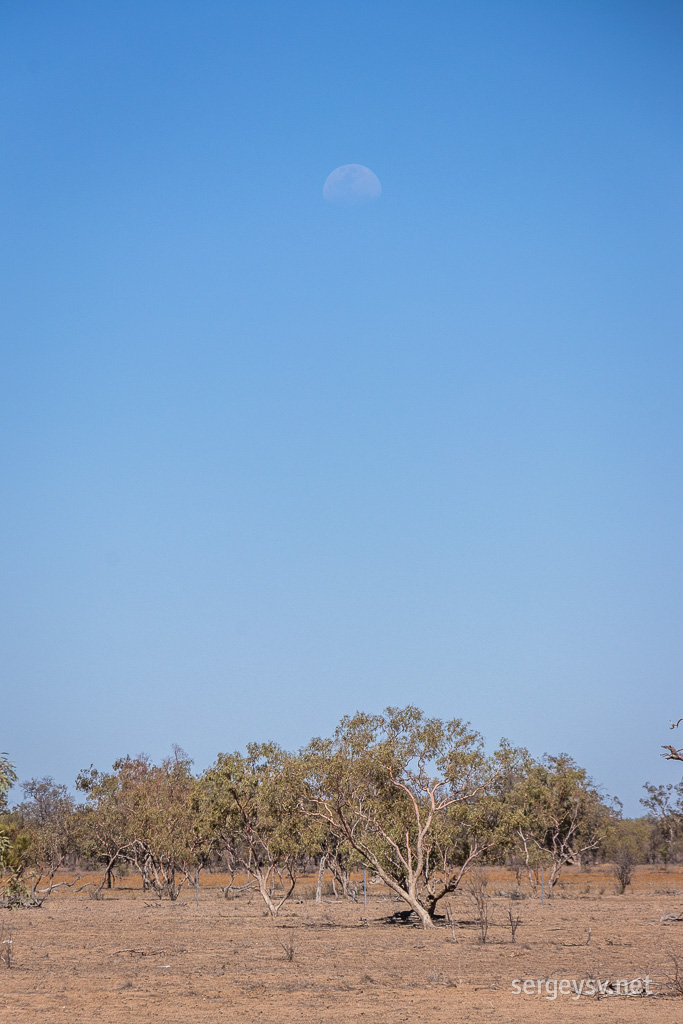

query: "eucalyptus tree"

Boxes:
[13, 778, 76, 888]
[513, 754, 610, 892]
[200, 742, 313, 917]
[77, 749, 203, 898]
[0, 753, 17, 813]
[76, 760, 139, 891]
[0, 753, 18, 865]
[640, 780, 683, 865]
[302, 706, 520, 928]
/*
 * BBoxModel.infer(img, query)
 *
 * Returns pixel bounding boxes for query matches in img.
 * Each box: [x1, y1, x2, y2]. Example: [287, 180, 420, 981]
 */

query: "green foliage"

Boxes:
[77, 748, 202, 898]
[0, 754, 23, 898]
[12, 778, 76, 883]
[4, 718, 672, 911]
[602, 816, 653, 892]
[0, 754, 18, 815]
[199, 742, 311, 915]
[513, 753, 612, 891]
[602, 817, 652, 865]
[641, 781, 683, 864]
[302, 706, 522, 926]
[0, 825, 33, 908]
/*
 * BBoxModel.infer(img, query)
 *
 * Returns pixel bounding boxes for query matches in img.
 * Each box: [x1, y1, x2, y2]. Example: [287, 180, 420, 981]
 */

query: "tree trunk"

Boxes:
[315, 855, 326, 904]
[407, 893, 435, 928]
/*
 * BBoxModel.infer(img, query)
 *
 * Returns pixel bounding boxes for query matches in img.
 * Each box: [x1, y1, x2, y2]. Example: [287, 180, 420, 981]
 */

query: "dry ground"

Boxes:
[2, 866, 683, 1023]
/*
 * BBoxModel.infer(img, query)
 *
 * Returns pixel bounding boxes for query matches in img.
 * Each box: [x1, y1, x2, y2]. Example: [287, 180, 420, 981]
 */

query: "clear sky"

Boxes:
[1, 1, 681, 814]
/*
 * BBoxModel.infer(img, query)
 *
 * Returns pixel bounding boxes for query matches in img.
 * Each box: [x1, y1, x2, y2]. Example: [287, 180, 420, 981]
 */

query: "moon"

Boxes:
[322, 164, 382, 204]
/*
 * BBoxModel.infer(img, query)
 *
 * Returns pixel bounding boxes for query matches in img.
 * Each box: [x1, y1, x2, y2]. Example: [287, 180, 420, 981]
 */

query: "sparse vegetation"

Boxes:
[513, 755, 611, 894]
[465, 871, 490, 943]
[0, 923, 12, 968]
[612, 848, 636, 894]
[279, 935, 296, 961]
[0, 861, 682, 1018]
[665, 951, 683, 997]
[507, 900, 522, 942]
[2, 710, 683, 927]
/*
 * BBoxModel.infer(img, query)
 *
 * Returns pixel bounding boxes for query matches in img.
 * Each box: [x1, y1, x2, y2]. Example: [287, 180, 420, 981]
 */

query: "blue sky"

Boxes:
[1, 1, 681, 813]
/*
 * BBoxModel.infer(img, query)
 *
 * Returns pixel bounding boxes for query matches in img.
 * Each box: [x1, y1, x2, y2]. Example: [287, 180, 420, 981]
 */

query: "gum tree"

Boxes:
[302, 706, 519, 928]
[0, 754, 17, 812]
[0, 753, 18, 865]
[514, 754, 610, 892]
[77, 761, 140, 892]
[200, 743, 312, 917]
[640, 781, 683, 866]
[13, 778, 76, 889]
[77, 748, 203, 898]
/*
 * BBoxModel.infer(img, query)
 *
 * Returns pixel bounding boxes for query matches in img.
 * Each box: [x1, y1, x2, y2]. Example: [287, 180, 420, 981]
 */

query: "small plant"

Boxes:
[427, 970, 457, 987]
[507, 902, 521, 943]
[445, 904, 458, 941]
[279, 937, 295, 962]
[4, 874, 30, 910]
[0, 925, 13, 968]
[612, 849, 636, 894]
[465, 871, 490, 944]
[666, 952, 683, 997]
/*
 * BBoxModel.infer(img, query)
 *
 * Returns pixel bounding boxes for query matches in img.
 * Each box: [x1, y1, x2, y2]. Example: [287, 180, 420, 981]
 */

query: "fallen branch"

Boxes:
[110, 948, 185, 956]
[36, 877, 82, 894]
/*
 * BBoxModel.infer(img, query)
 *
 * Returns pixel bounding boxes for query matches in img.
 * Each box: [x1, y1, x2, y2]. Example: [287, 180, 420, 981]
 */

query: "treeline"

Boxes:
[0, 708, 681, 927]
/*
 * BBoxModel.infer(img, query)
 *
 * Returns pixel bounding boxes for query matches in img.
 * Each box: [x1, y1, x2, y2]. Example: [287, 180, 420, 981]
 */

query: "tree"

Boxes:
[0, 753, 17, 814]
[513, 754, 610, 892]
[640, 781, 683, 866]
[76, 761, 140, 893]
[662, 719, 683, 762]
[302, 706, 518, 928]
[77, 748, 203, 898]
[602, 811, 651, 892]
[200, 743, 311, 917]
[0, 755, 36, 906]
[603, 815, 652, 864]
[0, 753, 18, 866]
[311, 824, 358, 900]
[12, 778, 76, 889]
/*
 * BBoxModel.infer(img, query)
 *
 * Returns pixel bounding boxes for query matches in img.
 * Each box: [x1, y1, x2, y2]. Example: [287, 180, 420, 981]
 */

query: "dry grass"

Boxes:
[1, 866, 683, 1022]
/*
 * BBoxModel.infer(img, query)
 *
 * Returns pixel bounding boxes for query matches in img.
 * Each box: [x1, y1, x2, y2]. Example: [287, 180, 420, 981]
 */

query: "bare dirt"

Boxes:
[2, 866, 683, 1022]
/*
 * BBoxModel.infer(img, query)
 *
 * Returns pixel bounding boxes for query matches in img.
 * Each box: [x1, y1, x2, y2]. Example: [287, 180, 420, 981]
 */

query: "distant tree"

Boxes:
[0, 754, 18, 867]
[641, 781, 683, 866]
[0, 753, 17, 815]
[602, 815, 652, 865]
[12, 777, 76, 888]
[200, 743, 311, 917]
[0, 755, 34, 906]
[602, 809, 652, 892]
[78, 748, 203, 898]
[302, 706, 520, 928]
[513, 754, 610, 893]
[77, 761, 140, 892]
[310, 824, 358, 900]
